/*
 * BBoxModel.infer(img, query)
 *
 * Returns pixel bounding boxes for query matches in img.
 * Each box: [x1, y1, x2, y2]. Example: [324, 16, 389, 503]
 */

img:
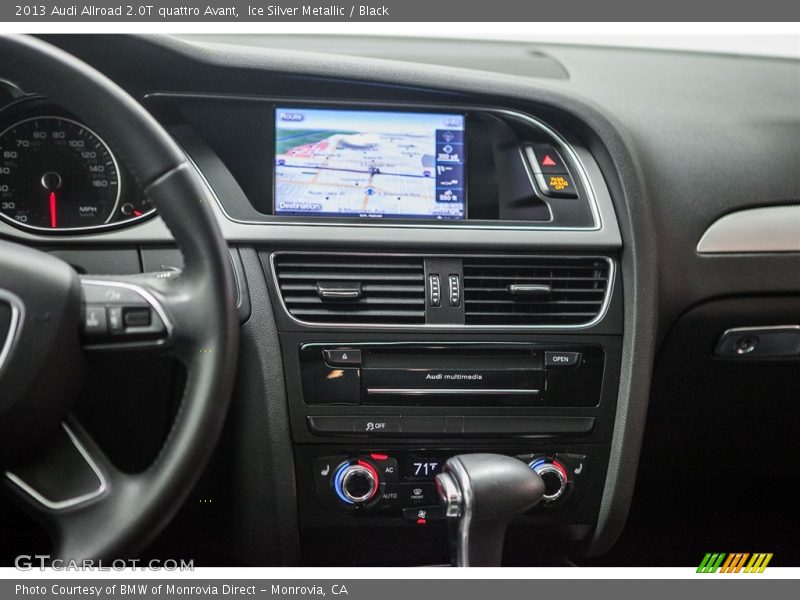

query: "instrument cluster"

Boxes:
[0, 95, 154, 233]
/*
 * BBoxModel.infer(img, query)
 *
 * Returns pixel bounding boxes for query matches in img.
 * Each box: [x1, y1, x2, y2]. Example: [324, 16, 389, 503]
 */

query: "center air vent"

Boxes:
[463, 256, 611, 326]
[273, 253, 426, 325]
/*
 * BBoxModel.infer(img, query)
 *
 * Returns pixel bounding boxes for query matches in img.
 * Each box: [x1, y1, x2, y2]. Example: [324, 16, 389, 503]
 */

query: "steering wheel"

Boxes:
[0, 36, 239, 559]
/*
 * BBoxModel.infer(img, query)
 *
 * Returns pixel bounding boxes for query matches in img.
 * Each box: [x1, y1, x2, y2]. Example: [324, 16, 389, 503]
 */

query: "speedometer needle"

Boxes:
[49, 191, 57, 228]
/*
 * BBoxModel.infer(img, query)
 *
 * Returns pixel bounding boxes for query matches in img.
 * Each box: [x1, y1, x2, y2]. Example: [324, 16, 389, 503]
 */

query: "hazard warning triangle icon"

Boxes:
[541, 154, 557, 167]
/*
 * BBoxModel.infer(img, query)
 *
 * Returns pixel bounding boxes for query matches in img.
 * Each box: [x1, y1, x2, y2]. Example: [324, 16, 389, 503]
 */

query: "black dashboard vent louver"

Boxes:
[463, 256, 611, 326]
[273, 253, 426, 325]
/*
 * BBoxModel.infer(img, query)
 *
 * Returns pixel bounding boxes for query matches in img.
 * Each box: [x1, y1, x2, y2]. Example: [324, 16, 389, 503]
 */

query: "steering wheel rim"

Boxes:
[0, 35, 239, 559]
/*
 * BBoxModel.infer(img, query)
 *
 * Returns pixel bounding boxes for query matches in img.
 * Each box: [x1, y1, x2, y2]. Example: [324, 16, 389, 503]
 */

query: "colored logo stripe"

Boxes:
[697, 553, 726, 573]
[744, 553, 773, 573]
[697, 552, 773, 573]
[720, 553, 750, 573]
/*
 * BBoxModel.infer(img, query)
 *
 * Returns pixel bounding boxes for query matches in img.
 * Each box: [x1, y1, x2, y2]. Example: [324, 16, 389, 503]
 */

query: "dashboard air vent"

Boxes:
[463, 256, 611, 326]
[273, 254, 426, 325]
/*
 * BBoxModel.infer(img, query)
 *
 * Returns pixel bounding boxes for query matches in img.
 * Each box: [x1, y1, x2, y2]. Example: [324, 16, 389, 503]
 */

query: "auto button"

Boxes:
[378, 483, 403, 509]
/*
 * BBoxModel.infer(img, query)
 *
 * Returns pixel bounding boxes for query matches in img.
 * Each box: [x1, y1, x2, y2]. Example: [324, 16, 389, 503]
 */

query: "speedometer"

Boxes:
[0, 116, 121, 230]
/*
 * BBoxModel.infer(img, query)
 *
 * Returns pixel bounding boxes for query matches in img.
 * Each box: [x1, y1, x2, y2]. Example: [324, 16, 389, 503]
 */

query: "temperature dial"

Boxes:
[333, 460, 380, 505]
[528, 458, 568, 503]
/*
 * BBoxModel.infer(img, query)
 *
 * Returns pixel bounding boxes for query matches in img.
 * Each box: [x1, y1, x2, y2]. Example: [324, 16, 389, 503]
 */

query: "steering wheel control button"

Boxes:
[307, 416, 354, 435]
[545, 351, 581, 367]
[80, 281, 169, 347]
[354, 416, 400, 434]
[323, 349, 361, 367]
[81, 282, 148, 306]
[123, 307, 152, 328]
[107, 306, 123, 333]
[82, 305, 108, 338]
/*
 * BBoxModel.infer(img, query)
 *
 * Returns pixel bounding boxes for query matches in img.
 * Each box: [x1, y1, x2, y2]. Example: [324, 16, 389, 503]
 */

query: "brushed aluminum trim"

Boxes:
[5, 423, 107, 511]
[0, 288, 22, 376]
[697, 205, 800, 254]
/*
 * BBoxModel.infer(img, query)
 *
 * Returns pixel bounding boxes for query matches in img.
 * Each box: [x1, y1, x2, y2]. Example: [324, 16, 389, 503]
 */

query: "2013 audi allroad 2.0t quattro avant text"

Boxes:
[0, 33, 798, 567]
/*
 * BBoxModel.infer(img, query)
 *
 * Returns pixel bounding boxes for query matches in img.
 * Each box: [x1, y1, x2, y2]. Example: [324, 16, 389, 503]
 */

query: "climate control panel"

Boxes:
[311, 449, 589, 523]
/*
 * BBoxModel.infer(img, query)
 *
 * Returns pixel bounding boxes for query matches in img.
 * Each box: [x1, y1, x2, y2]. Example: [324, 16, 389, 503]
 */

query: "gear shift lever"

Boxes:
[435, 454, 545, 566]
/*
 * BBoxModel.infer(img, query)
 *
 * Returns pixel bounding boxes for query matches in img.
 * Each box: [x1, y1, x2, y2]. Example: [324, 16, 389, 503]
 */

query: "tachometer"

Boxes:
[0, 116, 121, 230]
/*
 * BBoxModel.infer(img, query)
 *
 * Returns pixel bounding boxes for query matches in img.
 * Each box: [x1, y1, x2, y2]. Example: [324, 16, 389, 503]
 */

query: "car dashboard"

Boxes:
[1, 34, 798, 567]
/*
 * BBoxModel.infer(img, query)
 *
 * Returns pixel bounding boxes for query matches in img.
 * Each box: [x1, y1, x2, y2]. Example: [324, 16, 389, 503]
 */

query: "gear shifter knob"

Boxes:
[435, 453, 545, 566]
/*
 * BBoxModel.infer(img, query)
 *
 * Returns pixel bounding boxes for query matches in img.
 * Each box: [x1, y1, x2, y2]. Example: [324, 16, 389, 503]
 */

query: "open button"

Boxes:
[545, 351, 581, 367]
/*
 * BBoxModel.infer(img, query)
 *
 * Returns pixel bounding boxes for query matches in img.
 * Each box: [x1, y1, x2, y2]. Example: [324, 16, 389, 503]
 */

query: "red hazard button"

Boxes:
[530, 144, 567, 174]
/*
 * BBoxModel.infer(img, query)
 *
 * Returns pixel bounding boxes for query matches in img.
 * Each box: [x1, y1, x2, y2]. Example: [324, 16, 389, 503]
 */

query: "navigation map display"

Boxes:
[274, 107, 466, 219]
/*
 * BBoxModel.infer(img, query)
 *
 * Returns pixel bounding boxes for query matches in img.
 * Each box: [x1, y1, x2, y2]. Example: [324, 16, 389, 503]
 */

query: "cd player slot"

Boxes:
[299, 343, 604, 408]
[362, 366, 543, 406]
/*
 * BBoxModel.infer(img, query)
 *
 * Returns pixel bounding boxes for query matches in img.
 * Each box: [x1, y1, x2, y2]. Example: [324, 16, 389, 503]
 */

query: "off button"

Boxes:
[354, 416, 400, 434]
[545, 351, 581, 367]
[536, 172, 578, 198]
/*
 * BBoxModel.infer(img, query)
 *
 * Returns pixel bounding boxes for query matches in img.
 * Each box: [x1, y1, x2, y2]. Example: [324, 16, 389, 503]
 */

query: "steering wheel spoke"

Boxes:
[0, 35, 239, 561]
[3, 417, 132, 558]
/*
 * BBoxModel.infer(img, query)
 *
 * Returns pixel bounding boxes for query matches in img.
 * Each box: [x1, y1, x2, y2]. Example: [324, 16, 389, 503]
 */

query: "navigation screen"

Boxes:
[274, 107, 466, 219]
